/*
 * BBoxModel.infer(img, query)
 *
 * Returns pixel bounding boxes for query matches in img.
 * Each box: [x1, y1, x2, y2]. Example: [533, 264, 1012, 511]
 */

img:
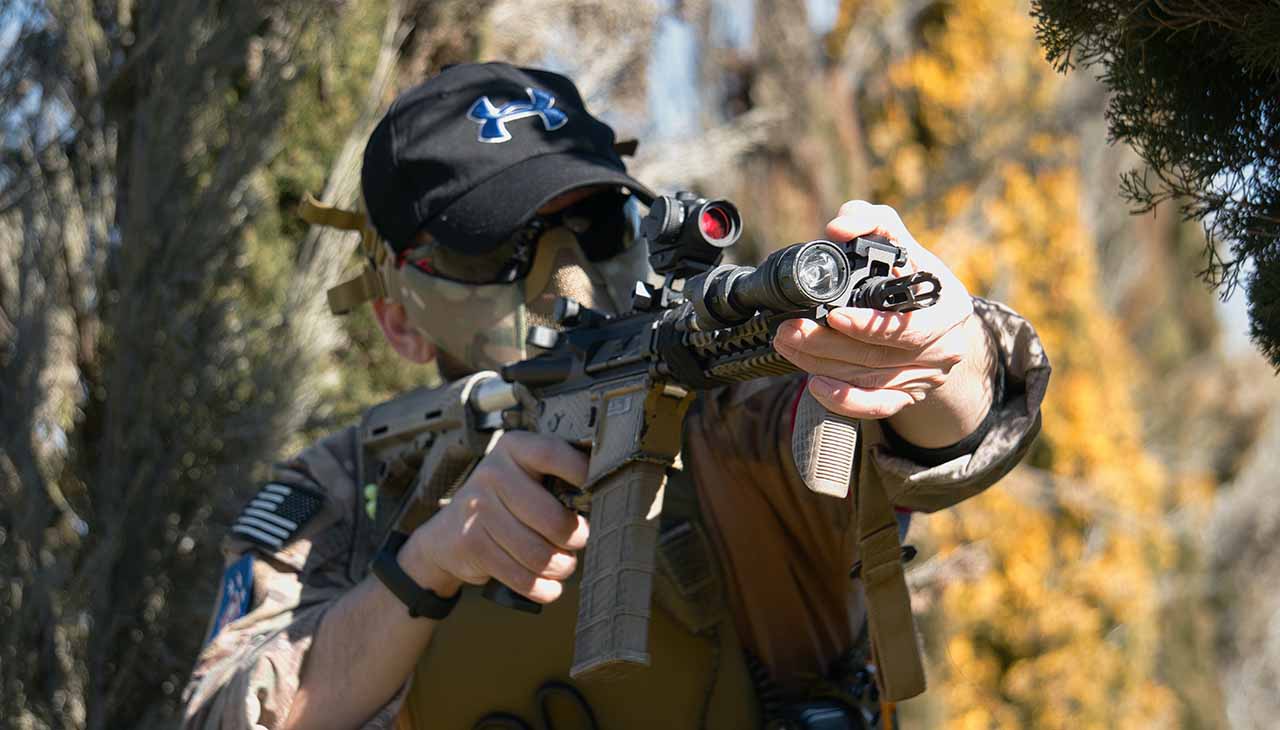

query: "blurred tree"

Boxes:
[0, 0, 486, 727]
[1033, 1, 1280, 368]
[0, 2, 345, 726]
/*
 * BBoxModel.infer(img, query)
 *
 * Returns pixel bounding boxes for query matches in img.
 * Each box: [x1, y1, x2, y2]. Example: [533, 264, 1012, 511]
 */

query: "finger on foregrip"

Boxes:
[792, 384, 859, 498]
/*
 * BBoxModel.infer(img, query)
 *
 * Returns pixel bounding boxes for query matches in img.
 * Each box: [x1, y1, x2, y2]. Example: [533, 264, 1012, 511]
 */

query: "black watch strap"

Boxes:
[371, 531, 461, 620]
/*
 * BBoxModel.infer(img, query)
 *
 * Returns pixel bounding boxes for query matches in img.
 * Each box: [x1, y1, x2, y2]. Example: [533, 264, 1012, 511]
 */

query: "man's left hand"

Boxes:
[773, 200, 997, 449]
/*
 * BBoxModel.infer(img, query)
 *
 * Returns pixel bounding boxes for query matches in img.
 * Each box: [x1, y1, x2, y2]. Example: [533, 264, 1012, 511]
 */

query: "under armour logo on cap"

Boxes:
[467, 87, 568, 143]
[361, 63, 652, 253]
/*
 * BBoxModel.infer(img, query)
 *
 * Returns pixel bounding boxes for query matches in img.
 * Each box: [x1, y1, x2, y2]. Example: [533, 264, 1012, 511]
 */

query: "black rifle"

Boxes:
[362, 191, 939, 686]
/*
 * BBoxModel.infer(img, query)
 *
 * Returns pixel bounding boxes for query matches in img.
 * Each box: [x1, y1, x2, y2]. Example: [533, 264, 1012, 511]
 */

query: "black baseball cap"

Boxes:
[361, 62, 654, 255]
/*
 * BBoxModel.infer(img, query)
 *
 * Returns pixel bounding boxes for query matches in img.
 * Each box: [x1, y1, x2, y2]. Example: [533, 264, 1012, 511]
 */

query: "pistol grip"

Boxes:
[791, 384, 859, 498]
[482, 579, 542, 613]
[481, 474, 582, 616]
[570, 460, 665, 680]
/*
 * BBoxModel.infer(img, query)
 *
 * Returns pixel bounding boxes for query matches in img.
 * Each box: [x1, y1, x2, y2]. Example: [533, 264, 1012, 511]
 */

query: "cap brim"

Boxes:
[422, 152, 655, 254]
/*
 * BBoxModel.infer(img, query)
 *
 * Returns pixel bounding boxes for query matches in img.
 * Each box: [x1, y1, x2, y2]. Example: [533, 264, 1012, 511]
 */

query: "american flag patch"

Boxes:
[231, 483, 325, 550]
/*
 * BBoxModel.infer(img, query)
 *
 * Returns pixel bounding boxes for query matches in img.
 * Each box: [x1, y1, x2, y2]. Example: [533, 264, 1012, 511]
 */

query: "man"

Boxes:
[182, 62, 1049, 729]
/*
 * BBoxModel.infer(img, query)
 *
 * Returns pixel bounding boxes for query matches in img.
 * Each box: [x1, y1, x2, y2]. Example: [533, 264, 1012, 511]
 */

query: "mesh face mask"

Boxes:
[380, 225, 651, 373]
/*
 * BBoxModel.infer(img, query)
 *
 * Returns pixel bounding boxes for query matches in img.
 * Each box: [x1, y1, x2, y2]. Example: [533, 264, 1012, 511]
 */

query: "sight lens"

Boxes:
[699, 206, 732, 241]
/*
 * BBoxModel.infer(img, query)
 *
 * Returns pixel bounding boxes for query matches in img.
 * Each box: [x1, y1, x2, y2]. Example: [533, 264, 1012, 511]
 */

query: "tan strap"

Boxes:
[858, 469, 926, 701]
[300, 191, 390, 315]
[298, 191, 387, 267]
[327, 266, 386, 315]
[298, 192, 365, 230]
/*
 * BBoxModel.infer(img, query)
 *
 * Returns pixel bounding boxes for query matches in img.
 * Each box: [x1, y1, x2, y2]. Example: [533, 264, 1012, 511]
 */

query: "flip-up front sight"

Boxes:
[642, 191, 742, 278]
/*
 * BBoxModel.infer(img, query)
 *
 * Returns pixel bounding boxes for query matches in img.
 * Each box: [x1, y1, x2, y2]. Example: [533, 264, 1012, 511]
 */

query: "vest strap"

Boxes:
[299, 191, 389, 270]
[327, 266, 386, 315]
[298, 192, 365, 230]
[857, 471, 926, 701]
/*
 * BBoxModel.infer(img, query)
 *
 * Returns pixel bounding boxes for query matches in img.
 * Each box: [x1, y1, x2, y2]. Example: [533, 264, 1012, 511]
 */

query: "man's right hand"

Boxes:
[399, 431, 591, 604]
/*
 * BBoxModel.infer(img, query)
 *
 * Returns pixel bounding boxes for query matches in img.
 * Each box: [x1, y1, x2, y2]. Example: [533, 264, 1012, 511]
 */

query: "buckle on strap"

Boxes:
[326, 266, 386, 315]
[849, 543, 918, 580]
[299, 192, 391, 315]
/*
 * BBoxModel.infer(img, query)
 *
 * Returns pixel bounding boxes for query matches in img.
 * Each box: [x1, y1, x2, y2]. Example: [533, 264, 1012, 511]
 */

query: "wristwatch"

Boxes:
[371, 530, 461, 620]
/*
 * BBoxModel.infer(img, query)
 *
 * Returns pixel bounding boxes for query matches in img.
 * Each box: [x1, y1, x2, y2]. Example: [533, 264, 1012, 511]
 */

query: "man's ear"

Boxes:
[372, 298, 438, 364]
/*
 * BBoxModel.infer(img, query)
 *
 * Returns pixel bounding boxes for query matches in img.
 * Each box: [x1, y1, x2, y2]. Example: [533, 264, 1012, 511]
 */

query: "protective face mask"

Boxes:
[382, 226, 649, 373]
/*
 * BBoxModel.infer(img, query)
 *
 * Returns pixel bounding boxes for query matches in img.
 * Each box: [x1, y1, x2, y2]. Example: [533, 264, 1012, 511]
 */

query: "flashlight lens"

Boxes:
[798, 248, 841, 297]
[699, 207, 732, 241]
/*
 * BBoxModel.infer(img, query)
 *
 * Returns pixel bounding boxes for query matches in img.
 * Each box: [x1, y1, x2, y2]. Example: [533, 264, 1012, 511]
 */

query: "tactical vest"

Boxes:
[394, 468, 762, 729]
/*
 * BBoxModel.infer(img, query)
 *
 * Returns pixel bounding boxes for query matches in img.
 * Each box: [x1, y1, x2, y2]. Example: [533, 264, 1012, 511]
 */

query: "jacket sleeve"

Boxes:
[862, 296, 1050, 512]
[180, 427, 406, 730]
[682, 296, 1047, 690]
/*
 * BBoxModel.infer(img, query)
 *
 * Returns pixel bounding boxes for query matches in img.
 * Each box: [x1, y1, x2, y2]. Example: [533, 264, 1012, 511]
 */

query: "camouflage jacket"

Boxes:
[180, 298, 1050, 729]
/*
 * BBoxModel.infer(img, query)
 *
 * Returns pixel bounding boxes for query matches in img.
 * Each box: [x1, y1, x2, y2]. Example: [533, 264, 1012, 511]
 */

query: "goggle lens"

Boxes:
[403, 192, 639, 284]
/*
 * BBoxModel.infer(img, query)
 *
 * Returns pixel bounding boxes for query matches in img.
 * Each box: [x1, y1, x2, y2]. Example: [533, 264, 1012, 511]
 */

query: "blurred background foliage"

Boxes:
[2, 0, 1277, 728]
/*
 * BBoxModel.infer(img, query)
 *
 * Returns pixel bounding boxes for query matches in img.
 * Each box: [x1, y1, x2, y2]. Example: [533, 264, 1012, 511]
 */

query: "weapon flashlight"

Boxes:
[690, 241, 853, 329]
[789, 242, 847, 301]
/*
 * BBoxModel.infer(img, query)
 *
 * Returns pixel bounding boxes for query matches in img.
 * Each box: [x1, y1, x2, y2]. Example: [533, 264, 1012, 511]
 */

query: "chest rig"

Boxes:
[368, 434, 897, 730]
[370, 452, 760, 730]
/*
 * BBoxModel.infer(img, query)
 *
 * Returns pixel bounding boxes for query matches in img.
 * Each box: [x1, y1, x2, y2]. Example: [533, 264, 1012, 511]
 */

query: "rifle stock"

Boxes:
[362, 373, 514, 537]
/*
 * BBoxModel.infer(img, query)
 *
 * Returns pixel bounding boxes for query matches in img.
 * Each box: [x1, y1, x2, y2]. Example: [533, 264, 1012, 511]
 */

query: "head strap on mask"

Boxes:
[298, 192, 390, 315]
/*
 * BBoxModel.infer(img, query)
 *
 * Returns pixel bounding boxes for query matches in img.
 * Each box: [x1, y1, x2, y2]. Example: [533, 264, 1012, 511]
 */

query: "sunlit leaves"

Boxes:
[854, 1, 1186, 727]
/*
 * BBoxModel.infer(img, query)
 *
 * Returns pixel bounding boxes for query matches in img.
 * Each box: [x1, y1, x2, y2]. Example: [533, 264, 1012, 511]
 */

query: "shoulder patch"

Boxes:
[231, 482, 326, 550]
[207, 554, 253, 644]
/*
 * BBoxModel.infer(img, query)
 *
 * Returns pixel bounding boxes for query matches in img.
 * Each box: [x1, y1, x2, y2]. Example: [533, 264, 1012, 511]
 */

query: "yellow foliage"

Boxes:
[850, 1, 1187, 726]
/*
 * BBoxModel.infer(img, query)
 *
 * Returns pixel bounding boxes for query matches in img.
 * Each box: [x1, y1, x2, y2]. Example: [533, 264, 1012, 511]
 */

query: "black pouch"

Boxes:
[756, 624, 887, 730]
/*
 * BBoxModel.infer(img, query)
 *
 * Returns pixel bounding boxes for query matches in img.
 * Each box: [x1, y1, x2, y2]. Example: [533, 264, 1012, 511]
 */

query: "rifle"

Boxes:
[361, 191, 940, 690]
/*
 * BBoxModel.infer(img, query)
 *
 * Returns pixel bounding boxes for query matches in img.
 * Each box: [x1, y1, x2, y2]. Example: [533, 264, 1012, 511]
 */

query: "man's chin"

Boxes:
[433, 349, 477, 381]
[432, 348, 527, 381]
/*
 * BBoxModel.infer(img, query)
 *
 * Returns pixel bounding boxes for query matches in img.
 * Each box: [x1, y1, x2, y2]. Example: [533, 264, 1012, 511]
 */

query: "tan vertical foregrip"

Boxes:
[570, 461, 666, 680]
[791, 384, 860, 498]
